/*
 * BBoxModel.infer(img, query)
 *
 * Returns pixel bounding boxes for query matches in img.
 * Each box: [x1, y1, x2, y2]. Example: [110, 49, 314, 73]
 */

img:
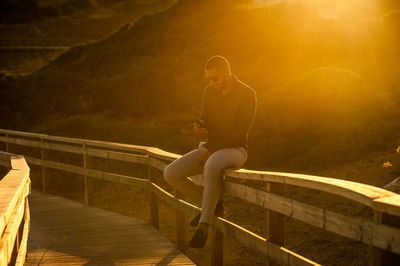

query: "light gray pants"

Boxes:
[164, 143, 247, 224]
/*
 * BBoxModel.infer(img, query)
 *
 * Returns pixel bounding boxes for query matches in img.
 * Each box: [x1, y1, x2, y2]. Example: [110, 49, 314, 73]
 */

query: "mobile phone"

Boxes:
[196, 119, 206, 128]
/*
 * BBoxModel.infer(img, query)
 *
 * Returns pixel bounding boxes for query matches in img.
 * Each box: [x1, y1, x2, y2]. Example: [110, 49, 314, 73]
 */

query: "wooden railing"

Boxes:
[0, 151, 31, 266]
[1, 129, 400, 265]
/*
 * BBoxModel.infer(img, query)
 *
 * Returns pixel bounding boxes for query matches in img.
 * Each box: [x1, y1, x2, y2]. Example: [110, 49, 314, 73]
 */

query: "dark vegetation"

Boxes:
[0, 0, 131, 23]
[1, 0, 400, 172]
[0, 0, 90, 23]
[2, 1, 400, 264]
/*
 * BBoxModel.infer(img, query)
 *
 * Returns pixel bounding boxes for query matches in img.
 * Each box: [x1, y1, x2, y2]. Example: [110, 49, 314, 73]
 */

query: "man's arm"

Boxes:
[194, 86, 211, 166]
[207, 89, 257, 153]
[199, 86, 208, 124]
[194, 87, 209, 140]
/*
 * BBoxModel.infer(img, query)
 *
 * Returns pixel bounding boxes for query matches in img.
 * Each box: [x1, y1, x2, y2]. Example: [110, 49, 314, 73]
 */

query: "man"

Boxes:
[164, 55, 257, 248]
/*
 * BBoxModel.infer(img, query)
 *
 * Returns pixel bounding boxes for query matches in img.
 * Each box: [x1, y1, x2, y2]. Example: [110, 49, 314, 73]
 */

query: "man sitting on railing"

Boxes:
[164, 55, 257, 248]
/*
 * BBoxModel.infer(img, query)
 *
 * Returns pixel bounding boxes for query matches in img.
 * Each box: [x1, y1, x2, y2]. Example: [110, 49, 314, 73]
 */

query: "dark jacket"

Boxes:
[199, 74, 257, 153]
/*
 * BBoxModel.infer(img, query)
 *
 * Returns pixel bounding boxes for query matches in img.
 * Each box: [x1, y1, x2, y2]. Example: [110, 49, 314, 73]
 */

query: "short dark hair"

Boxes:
[205, 55, 231, 73]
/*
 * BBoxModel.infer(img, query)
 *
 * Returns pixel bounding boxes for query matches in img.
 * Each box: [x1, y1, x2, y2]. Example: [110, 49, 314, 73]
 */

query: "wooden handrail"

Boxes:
[0, 129, 180, 160]
[225, 169, 397, 207]
[0, 152, 31, 266]
[0, 130, 396, 209]
[1, 129, 400, 265]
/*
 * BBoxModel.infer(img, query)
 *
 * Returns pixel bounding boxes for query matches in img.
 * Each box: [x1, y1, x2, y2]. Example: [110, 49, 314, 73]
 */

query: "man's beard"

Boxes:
[216, 75, 227, 91]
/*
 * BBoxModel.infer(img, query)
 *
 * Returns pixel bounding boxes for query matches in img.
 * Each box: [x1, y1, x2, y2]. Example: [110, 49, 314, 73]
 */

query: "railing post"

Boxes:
[176, 191, 186, 252]
[5, 132, 9, 153]
[372, 211, 400, 265]
[83, 143, 93, 206]
[2, 132, 10, 171]
[211, 176, 224, 266]
[266, 182, 284, 266]
[40, 138, 48, 193]
[148, 161, 159, 230]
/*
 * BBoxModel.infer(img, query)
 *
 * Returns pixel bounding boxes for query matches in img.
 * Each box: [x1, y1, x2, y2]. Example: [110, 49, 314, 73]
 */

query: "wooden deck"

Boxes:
[26, 190, 194, 265]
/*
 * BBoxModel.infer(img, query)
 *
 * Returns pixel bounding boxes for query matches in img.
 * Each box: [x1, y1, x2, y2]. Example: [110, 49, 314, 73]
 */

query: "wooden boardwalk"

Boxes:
[26, 190, 194, 265]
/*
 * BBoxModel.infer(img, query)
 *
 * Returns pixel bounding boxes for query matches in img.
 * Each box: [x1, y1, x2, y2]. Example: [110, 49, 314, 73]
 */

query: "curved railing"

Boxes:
[0, 151, 31, 266]
[1, 129, 399, 265]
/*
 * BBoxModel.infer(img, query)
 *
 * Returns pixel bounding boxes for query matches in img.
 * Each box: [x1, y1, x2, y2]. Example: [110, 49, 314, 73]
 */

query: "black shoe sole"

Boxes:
[190, 213, 201, 227]
[189, 229, 208, 248]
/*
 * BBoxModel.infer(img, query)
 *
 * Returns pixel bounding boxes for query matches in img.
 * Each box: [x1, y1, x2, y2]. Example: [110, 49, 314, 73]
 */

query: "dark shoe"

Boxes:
[189, 229, 208, 248]
[190, 201, 224, 227]
[189, 213, 201, 227]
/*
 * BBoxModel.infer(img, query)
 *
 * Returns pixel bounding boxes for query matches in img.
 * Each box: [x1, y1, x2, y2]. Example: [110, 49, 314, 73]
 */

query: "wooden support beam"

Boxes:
[373, 211, 400, 265]
[83, 143, 93, 206]
[40, 138, 48, 193]
[4, 133, 10, 172]
[266, 182, 284, 266]
[5, 133, 9, 153]
[211, 177, 224, 266]
[176, 191, 186, 252]
[148, 165, 159, 230]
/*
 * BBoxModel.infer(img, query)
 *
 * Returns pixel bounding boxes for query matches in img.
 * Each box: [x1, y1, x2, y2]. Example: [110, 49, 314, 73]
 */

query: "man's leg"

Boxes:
[164, 145, 207, 206]
[199, 147, 247, 224]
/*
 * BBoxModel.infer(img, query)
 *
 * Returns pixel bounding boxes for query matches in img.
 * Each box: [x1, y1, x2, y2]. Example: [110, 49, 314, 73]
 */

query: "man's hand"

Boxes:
[198, 150, 211, 166]
[193, 120, 208, 140]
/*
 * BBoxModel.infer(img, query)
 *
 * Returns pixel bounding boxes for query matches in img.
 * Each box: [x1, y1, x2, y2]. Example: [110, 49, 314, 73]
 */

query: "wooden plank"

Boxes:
[225, 169, 397, 208]
[373, 195, 400, 217]
[150, 183, 200, 217]
[0, 129, 179, 161]
[149, 182, 317, 265]
[0, 130, 84, 145]
[83, 144, 93, 206]
[211, 189, 224, 266]
[24, 156, 149, 188]
[373, 211, 384, 266]
[87, 148, 149, 165]
[4, 133, 8, 153]
[148, 166, 159, 230]
[11, 155, 29, 170]
[0, 136, 40, 149]
[0, 238, 7, 266]
[3, 129, 400, 263]
[148, 157, 168, 172]
[40, 138, 48, 193]
[0, 135, 82, 153]
[27, 190, 194, 265]
[0, 136, 150, 165]
[0, 170, 29, 236]
[226, 182, 400, 254]
[3, 197, 25, 264]
[266, 182, 284, 266]
[372, 211, 400, 265]
[175, 191, 186, 252]
[4, 130, 399, 216]
[213, 217, 319, 266]
[225, 182, 291, 215]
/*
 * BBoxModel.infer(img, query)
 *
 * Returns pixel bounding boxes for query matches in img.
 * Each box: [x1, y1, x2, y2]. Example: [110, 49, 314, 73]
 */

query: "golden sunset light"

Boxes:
[1, 0, 400, 265]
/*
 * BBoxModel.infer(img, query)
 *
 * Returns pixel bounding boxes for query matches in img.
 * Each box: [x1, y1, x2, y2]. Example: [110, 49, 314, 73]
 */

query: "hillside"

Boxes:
[2, 1, 400, 264]
[0, 0, 176, 74]
[2, 0, 400, 172]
